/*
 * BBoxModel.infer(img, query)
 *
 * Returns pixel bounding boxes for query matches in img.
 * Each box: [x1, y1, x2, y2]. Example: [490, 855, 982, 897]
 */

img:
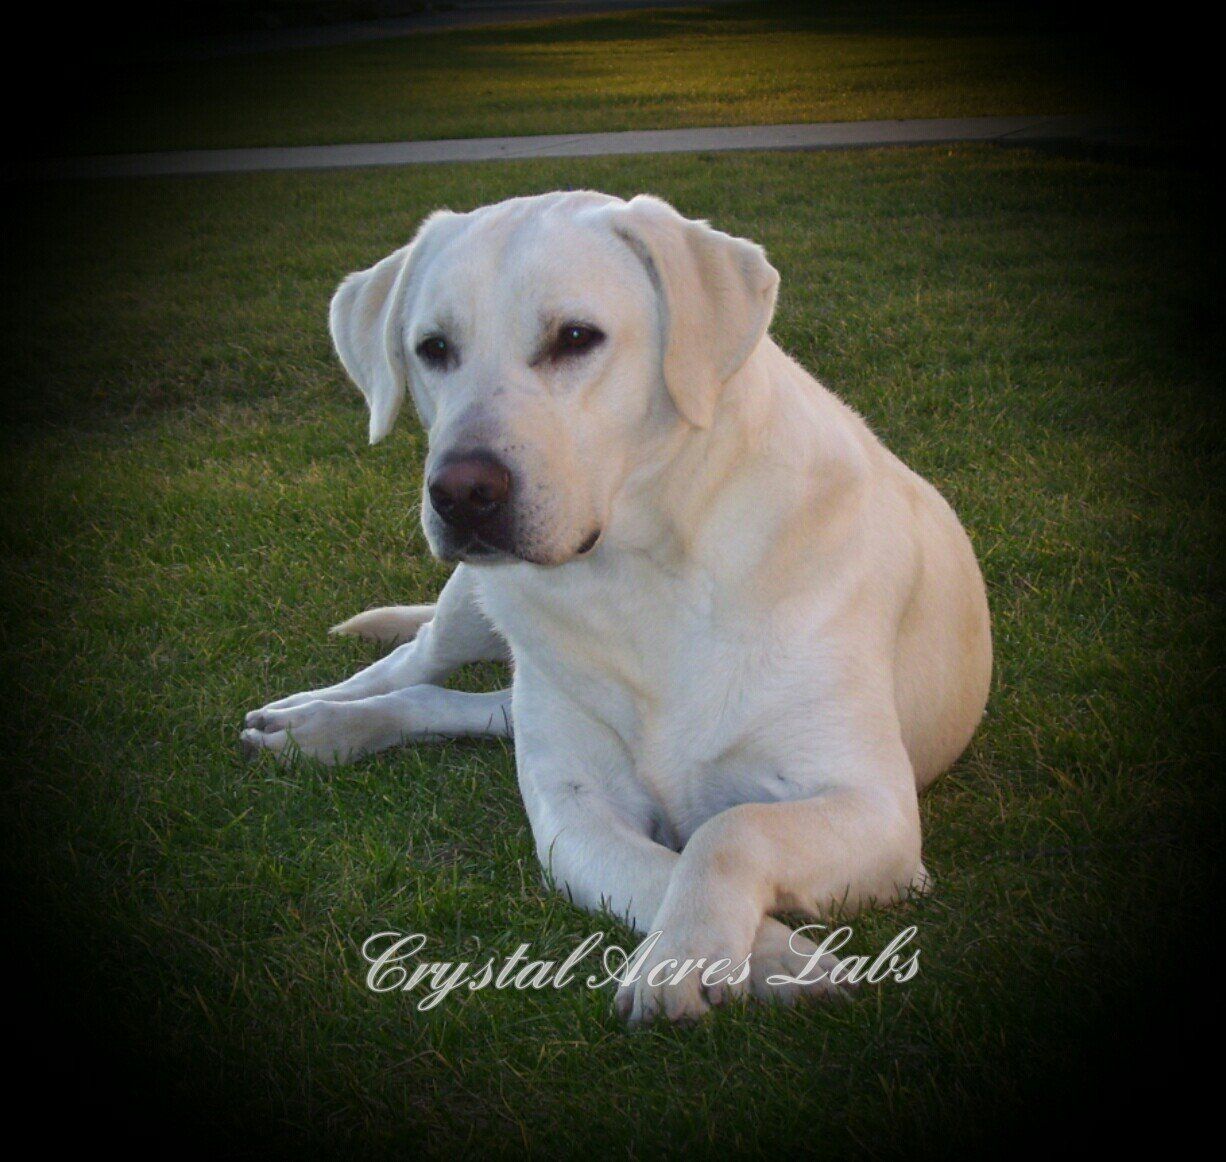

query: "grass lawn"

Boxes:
[1, 146, 1219, 1154]
[57, 2, 1130, 155]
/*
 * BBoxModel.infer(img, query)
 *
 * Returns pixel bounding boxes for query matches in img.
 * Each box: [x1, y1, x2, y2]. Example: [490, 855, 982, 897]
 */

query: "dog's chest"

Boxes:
[481, 555, 807, 838]
[490, 552, 725, 705]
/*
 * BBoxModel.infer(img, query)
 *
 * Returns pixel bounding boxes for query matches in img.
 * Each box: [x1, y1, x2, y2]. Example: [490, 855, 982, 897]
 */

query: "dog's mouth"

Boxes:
[441, 533, 518, 565]
[441, 528, 602, 567]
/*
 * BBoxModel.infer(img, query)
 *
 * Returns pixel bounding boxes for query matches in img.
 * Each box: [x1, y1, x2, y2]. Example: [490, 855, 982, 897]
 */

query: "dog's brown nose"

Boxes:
[428, 453, 512, 531]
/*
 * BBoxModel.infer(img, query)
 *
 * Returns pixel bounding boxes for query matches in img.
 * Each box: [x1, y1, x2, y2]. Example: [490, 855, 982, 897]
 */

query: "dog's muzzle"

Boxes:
[427, 450, 515, 557]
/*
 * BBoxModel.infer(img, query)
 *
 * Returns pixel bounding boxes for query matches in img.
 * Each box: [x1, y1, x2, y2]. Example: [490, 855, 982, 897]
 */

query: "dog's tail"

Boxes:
[329, 604, 435, 645]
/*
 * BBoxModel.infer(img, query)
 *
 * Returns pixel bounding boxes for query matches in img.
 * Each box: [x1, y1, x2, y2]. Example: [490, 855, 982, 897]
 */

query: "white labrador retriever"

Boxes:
[242, 191, 992, 1024]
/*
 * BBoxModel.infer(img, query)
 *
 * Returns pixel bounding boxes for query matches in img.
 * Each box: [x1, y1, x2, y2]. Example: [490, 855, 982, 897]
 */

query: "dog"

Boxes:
[242, 191, 993, 1024]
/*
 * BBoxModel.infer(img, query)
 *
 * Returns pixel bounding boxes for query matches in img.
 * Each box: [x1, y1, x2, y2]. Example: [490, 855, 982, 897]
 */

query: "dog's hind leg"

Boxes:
[245, 564, 508, 723]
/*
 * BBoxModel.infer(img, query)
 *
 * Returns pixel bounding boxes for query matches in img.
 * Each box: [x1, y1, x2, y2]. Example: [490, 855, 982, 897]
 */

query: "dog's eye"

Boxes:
[553, 323, 604, 357]
[416, 336, 450, 367]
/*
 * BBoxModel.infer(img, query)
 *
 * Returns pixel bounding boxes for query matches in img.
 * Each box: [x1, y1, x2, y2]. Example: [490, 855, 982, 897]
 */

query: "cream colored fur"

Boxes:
[243, 192, 992, 1024]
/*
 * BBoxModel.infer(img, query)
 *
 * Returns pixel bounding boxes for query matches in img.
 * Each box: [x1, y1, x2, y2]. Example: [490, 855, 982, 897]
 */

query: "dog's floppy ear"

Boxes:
[329, 210, 458, 444]
[613, 195, 779, 429]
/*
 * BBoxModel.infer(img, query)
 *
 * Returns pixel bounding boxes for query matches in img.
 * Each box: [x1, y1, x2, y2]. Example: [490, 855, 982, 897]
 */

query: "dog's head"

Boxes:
[329, 191, 778, 566]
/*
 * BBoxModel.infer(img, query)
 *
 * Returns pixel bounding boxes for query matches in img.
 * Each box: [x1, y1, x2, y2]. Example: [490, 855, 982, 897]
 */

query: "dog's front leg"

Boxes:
[246, 564, 507, 720]
[513, 684, 677, 933]
[244, 564, 513, 764]
[241, 685, 512, 765]
[513, 676, 856, 1022]
[617, 742, 924, 1024]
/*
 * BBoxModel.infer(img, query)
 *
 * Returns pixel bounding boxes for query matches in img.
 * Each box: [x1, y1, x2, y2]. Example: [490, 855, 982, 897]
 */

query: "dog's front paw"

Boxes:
[747, 918, 854, 1006]
[612, 917, 853, 1026]
[240, 699, 367, 766]
[613, 915, 756, 1026]
[615, 965, 715, 1026]
[244, 689, 323, 729]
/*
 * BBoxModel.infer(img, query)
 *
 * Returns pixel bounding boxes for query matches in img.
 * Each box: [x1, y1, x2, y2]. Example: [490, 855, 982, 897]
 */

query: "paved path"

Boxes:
[25, 115, 1136, 181]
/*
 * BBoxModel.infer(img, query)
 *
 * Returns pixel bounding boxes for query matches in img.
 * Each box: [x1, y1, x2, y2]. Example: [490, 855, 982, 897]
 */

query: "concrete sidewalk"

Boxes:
[23, 115, 1137, 181]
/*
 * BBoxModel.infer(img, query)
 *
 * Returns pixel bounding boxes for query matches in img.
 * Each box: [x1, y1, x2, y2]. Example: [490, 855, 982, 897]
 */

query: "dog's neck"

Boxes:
[608, 338, 875, 583]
